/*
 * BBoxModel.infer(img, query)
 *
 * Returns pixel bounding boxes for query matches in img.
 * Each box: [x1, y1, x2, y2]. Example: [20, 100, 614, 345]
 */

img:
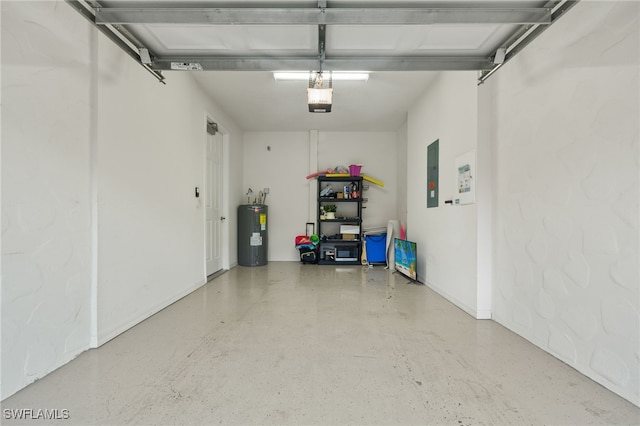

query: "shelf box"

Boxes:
[340, 225, 360, 234]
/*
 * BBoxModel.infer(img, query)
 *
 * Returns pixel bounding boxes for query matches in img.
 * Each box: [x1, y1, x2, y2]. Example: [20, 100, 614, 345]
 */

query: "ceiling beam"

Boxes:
[95, 7, 551, 25]
[152, 56, 494, 72]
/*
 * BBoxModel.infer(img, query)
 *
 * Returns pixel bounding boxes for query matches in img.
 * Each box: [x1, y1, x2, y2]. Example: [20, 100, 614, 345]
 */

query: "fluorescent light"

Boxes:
[273, 72, 309, 81]
[334, 72, 370, 81]
[274, 71, 369, 82]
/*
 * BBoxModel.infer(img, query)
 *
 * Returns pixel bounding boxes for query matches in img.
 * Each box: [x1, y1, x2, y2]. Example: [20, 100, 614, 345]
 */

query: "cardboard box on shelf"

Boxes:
[340, 225, 360, 234]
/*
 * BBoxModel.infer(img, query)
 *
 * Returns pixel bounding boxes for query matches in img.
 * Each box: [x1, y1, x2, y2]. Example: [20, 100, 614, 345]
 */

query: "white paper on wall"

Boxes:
[455, 150, 476, 205]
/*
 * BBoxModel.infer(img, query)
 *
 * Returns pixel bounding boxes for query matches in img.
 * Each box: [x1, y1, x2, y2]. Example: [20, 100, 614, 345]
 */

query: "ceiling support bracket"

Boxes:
[65, 0, 165, 84]
[150, 56, 494, 72]
[64, 1, 578, 80]
[478, 0, 579, 84]
[317, 0, 327, 72]
[318, 24, 326, 72]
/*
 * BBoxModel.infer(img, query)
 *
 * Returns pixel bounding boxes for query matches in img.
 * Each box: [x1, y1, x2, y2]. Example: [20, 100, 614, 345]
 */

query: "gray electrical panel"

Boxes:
[427, 139, 439, 208]
[237, 204, 268, 266]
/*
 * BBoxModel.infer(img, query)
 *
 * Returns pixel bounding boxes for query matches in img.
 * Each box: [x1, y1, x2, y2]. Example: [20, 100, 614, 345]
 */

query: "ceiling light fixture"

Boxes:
[274, 71, 369, 81]
[307, 71, 333, 113]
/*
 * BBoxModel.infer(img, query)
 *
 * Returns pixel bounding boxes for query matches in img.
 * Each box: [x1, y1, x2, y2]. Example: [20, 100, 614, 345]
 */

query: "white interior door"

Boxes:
[206, 126, 224, 276]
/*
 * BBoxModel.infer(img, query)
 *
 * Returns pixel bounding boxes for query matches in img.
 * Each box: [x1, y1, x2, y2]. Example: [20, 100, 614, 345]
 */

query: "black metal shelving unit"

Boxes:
[317, 176, 363, 265]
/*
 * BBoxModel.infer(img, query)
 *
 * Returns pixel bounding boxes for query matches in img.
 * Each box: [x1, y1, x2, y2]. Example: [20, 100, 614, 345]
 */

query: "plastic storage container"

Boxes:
[365, 233, 387, 263]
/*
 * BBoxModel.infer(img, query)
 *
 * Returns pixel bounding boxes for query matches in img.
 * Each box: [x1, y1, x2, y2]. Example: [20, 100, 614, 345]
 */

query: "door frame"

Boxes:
[204, 112, 230, 279]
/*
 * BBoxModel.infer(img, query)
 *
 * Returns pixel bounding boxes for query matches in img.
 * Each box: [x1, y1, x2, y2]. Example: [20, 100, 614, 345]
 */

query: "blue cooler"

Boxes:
[365, 233, 387, 263]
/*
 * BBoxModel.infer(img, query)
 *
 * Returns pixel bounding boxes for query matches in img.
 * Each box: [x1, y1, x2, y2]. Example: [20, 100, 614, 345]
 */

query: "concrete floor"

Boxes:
[3, 262, 639, 425]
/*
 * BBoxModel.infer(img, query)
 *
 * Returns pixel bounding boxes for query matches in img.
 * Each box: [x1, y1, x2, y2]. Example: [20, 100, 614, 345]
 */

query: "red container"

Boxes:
[349, 164, 362, 176]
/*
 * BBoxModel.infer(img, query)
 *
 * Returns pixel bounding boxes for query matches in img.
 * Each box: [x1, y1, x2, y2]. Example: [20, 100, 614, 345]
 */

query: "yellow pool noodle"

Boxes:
[320, 173, 385, 187]
[362, 175, 384, 187]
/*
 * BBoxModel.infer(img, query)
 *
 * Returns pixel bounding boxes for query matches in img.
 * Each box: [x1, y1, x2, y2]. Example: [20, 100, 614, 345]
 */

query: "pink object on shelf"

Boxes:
[349, 164, 362, 176]
[399, 223, 406, 240]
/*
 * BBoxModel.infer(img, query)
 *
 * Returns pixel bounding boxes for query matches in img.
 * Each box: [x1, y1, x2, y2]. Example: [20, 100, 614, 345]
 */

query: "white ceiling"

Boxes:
[76, 1, 569, 131]
[189, 70, 438, 131]
[133, 21, 517, 57]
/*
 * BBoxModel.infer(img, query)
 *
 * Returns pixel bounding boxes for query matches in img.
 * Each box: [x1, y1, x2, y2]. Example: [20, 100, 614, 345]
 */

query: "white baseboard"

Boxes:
[425, 281, 491, 320]
[1, 345, 90, 401]
[475, 309, 492, 320]
[96, 278, 206, 346]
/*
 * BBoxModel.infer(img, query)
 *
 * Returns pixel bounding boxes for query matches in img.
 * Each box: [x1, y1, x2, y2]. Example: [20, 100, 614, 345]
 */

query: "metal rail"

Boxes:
[94, 7, 551, 26]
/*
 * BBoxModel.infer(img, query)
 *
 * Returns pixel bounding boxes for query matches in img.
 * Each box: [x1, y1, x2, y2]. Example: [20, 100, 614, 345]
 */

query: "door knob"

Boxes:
[220, 216, 226, 221]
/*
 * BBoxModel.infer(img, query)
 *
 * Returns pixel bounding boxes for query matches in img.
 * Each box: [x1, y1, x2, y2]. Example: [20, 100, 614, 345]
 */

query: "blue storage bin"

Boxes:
[365, 233, 387, 263]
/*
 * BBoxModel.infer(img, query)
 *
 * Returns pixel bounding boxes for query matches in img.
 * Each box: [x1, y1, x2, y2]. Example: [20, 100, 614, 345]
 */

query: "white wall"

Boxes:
[1, 0, 244, 398]
[242, 131, 398, 261]
[481, 1, 639, 406]
[476, 75, 496, 321]
[1, 1, 93, 400]
[243, 132, 310, 261]
[95, 37, 243, 344]
[406, 72, 483, 318]
[318, 132, 398, 233]
[396, 121, 409, 228]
